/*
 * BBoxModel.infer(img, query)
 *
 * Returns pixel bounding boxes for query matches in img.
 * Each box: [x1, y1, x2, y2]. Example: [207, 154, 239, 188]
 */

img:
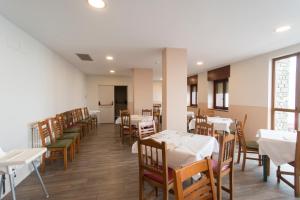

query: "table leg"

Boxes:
[8, 173, 16, 200]
[32, 162, 49, 198]
[0, 174, 3, 199]
[262, 155, 270, 182]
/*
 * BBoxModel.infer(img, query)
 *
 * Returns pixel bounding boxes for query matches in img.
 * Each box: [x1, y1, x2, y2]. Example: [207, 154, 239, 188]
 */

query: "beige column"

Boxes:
[162, 48, 187, 131]
[132, 68, 153, 114]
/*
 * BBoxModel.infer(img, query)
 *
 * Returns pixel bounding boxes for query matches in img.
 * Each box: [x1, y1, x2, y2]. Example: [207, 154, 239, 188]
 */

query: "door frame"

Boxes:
[271, 52, 300, 130]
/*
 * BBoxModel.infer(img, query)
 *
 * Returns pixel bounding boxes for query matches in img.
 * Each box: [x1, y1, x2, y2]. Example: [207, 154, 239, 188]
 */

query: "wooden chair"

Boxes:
[138, 138, 174, 200]
[195, 115, 208, 123]
[138, 120, 156, 139]
[84, 107, 97, 129]
[153, 111, 161, 132]
[277, 131, 300, 197]
[60, 111, 83, 139]
[213, 134, 236, 200]
[38, 120, 73, 172]
[142, 109, 153, 116]
[173, 159, 217, 200]
[50, 117, 80, 154]
[75, 108, 90, 136]
[194, 122, 214, 137]
[120, 112, 136, 144]
[153, 104, 161, 113]
[236, 121, 262, 171]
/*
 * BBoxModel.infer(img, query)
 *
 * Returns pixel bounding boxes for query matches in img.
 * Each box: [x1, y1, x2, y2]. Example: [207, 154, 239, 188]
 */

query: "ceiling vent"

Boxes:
[76, 53, 93, 61]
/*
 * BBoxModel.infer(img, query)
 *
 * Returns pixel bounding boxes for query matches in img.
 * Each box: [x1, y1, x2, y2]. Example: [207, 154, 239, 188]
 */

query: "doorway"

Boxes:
[271, 53, 300, 131]
[98, 85, 128, 123]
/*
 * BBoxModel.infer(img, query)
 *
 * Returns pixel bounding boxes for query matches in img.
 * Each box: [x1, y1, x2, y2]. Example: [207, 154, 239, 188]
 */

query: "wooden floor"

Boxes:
[3, 124, 298, 200]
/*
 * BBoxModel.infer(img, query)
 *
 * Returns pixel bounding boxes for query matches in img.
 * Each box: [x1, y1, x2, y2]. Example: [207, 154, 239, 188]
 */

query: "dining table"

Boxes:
[115, 114, 153, 126]
[188, 116, 234, 132]
[256, 129, 297, 181]
[131, 130, 219, 169]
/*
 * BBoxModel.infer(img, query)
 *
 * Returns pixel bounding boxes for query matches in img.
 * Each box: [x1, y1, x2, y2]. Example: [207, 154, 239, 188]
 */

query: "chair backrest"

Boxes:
[72, 109, 79, 123]
[195, 115, 207, 124]
[50, 117, 64, 140]
[120, 109, 129, 116]
[76, 108, 84, 121]
[121, 112, 131, 128]
[142, 109, 152, 116]
[174, 159, 217, 200]
[153, 104, 161, 113]
[242, 114, 248, 132]
[195, 122, 214, 137]
[236, 121, 246, 150]
[138, 120, 156, 139]
[138, 138, 168, 185]
[56, 113, 66, 130]
[84, 107, 90, 119]
[38, 120, 54, 147]
[67, 111, 75, 127]
[215, 133, 236, 174]
[197, 108, 201, 117]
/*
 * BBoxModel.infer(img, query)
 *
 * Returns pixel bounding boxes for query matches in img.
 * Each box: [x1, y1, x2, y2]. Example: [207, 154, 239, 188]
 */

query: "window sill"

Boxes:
[210, 108, 229, 112]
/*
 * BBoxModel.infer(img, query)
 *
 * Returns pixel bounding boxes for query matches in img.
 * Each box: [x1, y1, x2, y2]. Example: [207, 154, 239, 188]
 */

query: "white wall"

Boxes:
[86, 75, 133, 113]
[0, 15, 87, 196]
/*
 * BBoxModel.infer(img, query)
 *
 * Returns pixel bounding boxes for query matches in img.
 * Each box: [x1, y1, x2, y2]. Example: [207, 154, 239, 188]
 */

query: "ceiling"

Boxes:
[0, 0, 300, 80]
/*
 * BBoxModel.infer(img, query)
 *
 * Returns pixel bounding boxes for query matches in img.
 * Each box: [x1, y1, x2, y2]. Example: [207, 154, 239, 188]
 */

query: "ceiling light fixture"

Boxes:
[106, 56, 114, 60]
[275, 25, 291, 33]
[109, 70, 115, 73]
[88, 0, 106, 9]
[196, 61, 204, 66]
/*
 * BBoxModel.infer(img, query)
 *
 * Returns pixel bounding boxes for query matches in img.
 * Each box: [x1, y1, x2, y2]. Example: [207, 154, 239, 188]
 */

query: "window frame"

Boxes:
[190, 84, 198, 107]
[213, 79, 228, 110]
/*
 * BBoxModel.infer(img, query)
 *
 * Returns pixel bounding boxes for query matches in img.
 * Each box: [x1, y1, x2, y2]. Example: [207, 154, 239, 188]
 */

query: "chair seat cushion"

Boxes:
[144, 167, 174, 184]
[62, 132, 80, 140]
[64, 126, 81, 133]
[246, 141, 259, 149]
[47, 139, 73, 148]
[212, 159, 229, 173]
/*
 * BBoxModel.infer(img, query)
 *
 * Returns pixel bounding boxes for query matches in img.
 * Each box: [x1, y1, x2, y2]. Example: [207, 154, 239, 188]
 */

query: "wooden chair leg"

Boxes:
[242, 151, 246, 171]
[139, 176, 144, 200]
[277, 166, 281, 183]
[229, 171, 233, 200]
[216, 176, 222, 200]
[163, 187, 168, 200]
[155, 187, 158, 197]
[41, 153, 46, 173]
[295, 171, 300, 197]
[237, 145, 241, 164]
[76, 137, 80, 153]
[63, 148, 68, 170]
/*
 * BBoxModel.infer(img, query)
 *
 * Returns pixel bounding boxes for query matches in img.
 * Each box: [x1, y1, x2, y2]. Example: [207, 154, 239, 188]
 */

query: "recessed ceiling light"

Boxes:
[196, 61, 204, 66]
[109, 70, 115, 73]
[106, 56, 114, 60]
[275, 25, 291, 33]
[88, 0, 106, 8]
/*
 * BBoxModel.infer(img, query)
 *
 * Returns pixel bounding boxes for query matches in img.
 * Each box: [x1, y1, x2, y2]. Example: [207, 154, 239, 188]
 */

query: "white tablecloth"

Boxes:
[257, 129, 297, 166]
[187, 111, 195, 118]
[188, 116, 234, 132]
[132, 130, 219, 168]
[115, 115, 153, 126]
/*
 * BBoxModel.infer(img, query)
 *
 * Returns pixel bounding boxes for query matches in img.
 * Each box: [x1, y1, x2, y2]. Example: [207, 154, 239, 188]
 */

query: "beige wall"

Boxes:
[133, 68, 153, 114]
[198, 43, 300, 140]
[153, 80, 162, 104]
[162, 48, 187, 132]
[86, 75, 134, 113]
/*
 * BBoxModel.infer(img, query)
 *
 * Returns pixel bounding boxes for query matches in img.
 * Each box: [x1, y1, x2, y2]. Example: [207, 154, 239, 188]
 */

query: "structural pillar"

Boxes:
[162, 48, 187, 131]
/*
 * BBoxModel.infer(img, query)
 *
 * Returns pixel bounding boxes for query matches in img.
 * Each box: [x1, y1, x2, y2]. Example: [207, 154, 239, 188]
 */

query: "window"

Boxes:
[190, 84, 197, 106]
[213, 79, 228, 110]
[272, 53, 300, 131]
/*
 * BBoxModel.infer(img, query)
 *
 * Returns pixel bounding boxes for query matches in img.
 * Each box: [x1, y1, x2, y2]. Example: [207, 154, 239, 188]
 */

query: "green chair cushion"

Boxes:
[64, 126, 81, 133]
[246, 141, 259, 149]
[62, 132, 80, 140]
[47, 139, 73, 148]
